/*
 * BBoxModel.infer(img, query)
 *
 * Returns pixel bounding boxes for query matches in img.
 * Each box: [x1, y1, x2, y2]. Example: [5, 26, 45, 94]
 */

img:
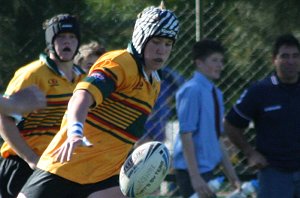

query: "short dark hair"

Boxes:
[192, 39, 225, 60]
[272, 34, 300, 57]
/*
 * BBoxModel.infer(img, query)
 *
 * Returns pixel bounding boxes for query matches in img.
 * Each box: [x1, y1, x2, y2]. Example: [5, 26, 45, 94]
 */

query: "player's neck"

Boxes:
[56, 61, 75, 82]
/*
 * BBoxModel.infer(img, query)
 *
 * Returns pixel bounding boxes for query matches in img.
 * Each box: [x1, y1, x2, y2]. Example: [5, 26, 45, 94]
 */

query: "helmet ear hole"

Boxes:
[132, 6, 179, 56]
[44, 14, 80, 54]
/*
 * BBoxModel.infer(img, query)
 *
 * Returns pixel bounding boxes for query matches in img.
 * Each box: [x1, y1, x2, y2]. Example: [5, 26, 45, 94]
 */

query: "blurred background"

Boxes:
[1, 0, 300, 197]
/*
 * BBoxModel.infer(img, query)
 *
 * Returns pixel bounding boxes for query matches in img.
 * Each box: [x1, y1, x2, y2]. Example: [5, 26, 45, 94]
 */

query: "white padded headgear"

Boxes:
[132, 6, 179, 55]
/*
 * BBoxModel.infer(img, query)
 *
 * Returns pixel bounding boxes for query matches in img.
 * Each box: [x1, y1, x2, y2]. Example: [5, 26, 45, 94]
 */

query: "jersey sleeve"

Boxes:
[4, 66, 40, 96]
[75, 51, 137, 107]
[176, 85, 201, 133]
[226, 84, 258, 128]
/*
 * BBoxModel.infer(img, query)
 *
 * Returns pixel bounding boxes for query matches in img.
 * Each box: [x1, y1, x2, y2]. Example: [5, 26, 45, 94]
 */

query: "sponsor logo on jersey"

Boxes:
[90, 72, 106, 81]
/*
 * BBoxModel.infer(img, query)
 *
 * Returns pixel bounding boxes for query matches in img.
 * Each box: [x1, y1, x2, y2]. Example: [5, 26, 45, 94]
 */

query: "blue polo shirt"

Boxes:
[226, 73, 300, 170]
[173, 71, 224, 173]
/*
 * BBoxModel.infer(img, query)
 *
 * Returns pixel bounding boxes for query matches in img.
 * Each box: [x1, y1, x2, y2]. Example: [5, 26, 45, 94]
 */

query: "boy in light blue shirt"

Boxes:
[173, 39, 240, 198]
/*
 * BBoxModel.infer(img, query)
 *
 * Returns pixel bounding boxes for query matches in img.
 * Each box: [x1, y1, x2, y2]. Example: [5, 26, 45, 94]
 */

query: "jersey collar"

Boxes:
[270, 72, 300, 85]
[39, 53, 85, 77]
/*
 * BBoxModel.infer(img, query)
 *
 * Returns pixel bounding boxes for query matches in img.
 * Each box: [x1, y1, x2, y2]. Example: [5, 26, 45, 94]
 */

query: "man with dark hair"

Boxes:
[0, 13, 85, 198]
[173, 39, 240, 198]
[224, 33, 300, 198]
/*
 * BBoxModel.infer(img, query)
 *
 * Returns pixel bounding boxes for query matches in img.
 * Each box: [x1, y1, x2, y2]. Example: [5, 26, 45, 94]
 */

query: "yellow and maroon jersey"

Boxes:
[0, 53, 86, 158]
[37, 49, 161, 184]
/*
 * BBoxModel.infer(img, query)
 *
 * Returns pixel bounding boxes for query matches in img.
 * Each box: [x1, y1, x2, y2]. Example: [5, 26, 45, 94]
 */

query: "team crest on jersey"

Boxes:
[134, 81, 143, 90]
[48, 79, 59, 86]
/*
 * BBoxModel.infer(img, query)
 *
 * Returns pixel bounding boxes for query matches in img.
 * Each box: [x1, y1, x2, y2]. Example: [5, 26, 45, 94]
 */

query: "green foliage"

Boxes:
[1, 0, 300, 93]
[0, 0, 184, 90]
[0, 0, 87, 90]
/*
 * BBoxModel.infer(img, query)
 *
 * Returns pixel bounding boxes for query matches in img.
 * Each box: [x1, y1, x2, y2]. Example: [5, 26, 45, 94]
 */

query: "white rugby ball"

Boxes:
[119, 141, 170, 197]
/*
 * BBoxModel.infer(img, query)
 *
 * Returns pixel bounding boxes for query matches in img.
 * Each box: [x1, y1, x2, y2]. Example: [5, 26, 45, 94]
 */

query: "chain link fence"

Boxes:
[139, 0, 299, 196]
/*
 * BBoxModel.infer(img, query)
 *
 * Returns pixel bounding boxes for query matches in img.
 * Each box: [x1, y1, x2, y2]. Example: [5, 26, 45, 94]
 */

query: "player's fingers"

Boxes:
[67, 142, 74, 162]
[51, 146, 60, 157]
[60, 143, 70, 163]
[52, 142, 68, 163]
[52, 147, 63, 162]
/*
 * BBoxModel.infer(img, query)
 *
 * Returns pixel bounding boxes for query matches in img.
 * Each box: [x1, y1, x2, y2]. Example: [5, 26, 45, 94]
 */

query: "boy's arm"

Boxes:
[52, 89, 94, 163]
[0, 86, 46, 115]
[219, 137, 241, 188]
[0, 114, 39, 169]
[181, 132, 215, 198]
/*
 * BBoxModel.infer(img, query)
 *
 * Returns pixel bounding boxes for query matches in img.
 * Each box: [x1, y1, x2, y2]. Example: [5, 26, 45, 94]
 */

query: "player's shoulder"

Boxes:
[15, 59, 47, 76]
[97, 49, 139, 75]
[176, 81, 199, 99]
[100, 49, 136, 66]
[248, 75, 274, 91]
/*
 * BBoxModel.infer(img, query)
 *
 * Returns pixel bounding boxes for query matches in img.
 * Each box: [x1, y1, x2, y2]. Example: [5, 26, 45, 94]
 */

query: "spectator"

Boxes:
[18, 3, 179, 198]
[173, 39, 241, 198]
[74, 41, 106, 72]
[224, 33, 300, 198]
[0, 13, 85, 198]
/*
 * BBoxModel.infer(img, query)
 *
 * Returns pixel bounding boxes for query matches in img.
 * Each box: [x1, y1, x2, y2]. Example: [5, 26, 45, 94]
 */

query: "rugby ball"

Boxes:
[119, 141, 170, 197]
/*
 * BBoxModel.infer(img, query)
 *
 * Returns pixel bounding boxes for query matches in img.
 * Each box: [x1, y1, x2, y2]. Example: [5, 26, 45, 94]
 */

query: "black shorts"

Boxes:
[20, 168, 119, 198]
[0, 155, 33, 198]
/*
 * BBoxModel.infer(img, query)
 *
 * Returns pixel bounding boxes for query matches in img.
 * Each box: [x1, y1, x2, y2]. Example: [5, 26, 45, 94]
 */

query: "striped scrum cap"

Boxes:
[132, 5, 179, 55]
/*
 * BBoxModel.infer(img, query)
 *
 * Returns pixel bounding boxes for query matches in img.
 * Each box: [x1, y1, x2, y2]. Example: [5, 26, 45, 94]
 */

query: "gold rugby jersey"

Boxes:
[37, 49, 161, 184]
[0, 53, 86, 158]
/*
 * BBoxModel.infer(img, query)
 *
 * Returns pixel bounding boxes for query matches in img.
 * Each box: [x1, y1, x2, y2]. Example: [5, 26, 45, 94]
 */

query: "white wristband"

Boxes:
[67, 122, 84, 137]
[67, 122, 92, 147]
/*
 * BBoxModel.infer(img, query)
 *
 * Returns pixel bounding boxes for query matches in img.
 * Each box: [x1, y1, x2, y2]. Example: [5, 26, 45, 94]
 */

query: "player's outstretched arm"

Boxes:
[0, 85, 46, 115]
[52, 90, 94, 163]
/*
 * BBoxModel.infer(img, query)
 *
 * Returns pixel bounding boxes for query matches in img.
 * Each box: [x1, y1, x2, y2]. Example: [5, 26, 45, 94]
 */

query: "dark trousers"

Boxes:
[174, 169, 214, 198]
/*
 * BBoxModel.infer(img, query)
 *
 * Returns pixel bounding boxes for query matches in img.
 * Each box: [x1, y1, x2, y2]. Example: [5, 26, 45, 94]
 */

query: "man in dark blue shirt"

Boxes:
[224, 34, 300, 198]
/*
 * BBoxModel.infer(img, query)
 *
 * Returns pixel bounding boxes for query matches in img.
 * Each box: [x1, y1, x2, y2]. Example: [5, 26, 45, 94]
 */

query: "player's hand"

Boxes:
[191, 175, 216, 198]
[246, 150, 269, 169]
[52, 136, 83, 163]
[230, 179, 242, 191]
[10, 86, 47, 114]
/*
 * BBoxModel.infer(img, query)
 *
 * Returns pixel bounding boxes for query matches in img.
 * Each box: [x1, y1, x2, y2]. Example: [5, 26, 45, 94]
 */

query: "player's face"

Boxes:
[81, 54, 99, 73]
[196, 52, 224, 80]
[53, 32, 79, 62]
[143, 37, 173, 75]
[273, 45, 300, 83]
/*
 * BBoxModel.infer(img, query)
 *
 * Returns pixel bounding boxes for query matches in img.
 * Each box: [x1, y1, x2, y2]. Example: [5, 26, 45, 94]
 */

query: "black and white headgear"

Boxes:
[132, 6, 179, 55]
[44, 14, 80, 55]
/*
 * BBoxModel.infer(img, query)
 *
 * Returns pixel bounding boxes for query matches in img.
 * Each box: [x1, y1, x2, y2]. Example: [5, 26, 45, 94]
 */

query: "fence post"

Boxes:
[195, 0, 203, 41]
